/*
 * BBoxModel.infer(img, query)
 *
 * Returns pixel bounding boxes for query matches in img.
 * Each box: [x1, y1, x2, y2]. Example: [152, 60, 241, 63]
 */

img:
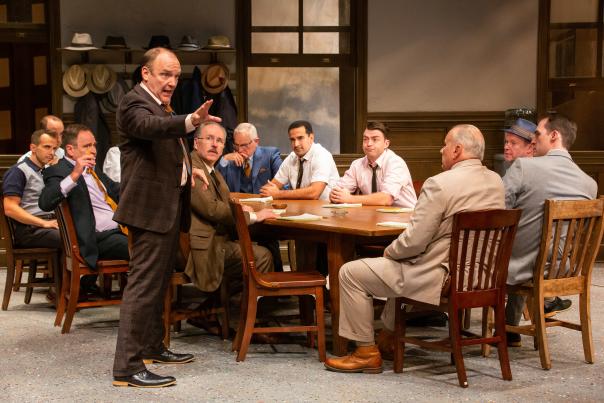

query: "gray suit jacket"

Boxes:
[503, 149, 597, 285]
[366, 159, 505, 306]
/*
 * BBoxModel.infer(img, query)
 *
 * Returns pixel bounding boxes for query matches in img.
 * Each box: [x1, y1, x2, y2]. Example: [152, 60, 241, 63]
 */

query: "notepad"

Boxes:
[277, 213, 323, 222]
[240, 196, 273, 203]
[377, 221, 409, 229]
[322, 203, 362, 209]
[272, 209, 287, 215]
[376, 207, 414, 213]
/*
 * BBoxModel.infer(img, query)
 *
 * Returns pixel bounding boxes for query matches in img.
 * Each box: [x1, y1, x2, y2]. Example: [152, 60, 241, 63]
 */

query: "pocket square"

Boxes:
[258, 167, 267, 173]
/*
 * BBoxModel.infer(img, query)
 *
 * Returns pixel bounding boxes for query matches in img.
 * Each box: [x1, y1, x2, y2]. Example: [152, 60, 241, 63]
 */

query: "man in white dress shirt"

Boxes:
[330, 121, 416, 207]
[260, 120, 339, 201]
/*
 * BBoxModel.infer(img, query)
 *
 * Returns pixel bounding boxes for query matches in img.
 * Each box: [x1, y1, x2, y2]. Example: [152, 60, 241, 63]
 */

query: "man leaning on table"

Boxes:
[330, 121, 417, 207]
[260, 120, 339, 200]
[324, 124, 505, 374]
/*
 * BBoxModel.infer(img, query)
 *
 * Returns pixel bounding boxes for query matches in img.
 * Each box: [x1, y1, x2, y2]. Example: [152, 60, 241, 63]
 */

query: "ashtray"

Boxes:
[272, 203, 288, 209]
[331, 209, 349, 217]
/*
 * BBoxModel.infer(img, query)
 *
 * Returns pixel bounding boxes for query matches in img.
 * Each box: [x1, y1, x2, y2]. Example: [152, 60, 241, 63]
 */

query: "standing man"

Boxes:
[112, 47, 220, 388]
[18, 115, 65, 164]
[260, 120, 339, 201]
[502, 118, 536, 164]
[216, 122, 281, 194]
[330, 121, 417, 207]
[503, 114, 597, 347]
[324, 125, 504, 374]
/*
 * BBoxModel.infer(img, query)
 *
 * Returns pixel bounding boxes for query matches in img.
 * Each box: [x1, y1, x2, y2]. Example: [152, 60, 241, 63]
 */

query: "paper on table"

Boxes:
[377, 221, 409, 229]
[277, 213, 323, 222]
[272, 209, 286, 215]
[322, 203, 362, 209]
[240, 196, 273, 203]
[376, 207, 414, 213]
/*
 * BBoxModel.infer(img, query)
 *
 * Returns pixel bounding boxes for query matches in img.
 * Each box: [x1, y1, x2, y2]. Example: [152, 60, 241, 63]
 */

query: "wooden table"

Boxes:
[236, 195, 411, 356]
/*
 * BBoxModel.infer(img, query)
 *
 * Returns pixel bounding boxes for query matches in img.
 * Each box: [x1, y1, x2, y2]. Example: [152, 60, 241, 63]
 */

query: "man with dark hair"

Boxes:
[38, 124, 128, 295]
[260, 120, 339, 200]
[112, 47, 219, 388]
[18, 115, 65, 164]
[503, 113, 597, 347]
[330, 121, 417, 207]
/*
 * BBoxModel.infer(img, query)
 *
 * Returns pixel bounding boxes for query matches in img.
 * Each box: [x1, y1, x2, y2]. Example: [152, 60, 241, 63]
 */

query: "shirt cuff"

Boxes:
[249, 211, 257, 224]
[60, 175, 78, 197]
[185, 114, 195, 133]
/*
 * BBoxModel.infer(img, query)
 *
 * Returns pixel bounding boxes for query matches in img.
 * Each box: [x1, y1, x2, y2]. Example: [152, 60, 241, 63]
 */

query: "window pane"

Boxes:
[247, 67, 340, 153]
[549, 29, 597, 77]
[304, 0, 349, 26]
[252, 33, 298, 53]
[550, 0, 598, 23]
[252, 0, 298, 26]
[303, 32, 339, 53]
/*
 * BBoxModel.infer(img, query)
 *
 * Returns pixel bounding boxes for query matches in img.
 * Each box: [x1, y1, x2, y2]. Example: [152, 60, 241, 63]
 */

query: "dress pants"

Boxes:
[113, 201, 182, 377]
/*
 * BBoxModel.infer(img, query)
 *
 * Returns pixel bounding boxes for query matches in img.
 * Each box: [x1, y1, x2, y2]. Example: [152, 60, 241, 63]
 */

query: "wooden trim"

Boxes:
[352, 0, 367, 154]
[48, 0, 61, 117]
[536, 0, 549, 116]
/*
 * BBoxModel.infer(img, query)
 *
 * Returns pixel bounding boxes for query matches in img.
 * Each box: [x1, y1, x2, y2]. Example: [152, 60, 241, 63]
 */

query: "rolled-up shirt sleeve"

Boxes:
[60, 175, 78, 197]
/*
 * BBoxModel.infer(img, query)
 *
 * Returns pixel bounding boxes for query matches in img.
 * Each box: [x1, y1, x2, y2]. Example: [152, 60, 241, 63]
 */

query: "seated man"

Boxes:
[330, 121, 417, 207]
[324, 124, 505, 374]
[503, 113, 597, 346]
[18, 115, 65, 165]
[503, 118, 536, 165]
[260, 120, 339, 200]
[39, 124, 129, 292]
[185, 122, 275, 317]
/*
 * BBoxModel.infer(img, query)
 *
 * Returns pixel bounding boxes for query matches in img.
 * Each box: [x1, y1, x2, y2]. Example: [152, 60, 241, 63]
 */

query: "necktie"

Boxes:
[89, 170, 128, 236]
[243, 159, 252, 177]
[371, 164, 378, 194]
[296, 158, 304, 189]
[163, 104, 191, 184]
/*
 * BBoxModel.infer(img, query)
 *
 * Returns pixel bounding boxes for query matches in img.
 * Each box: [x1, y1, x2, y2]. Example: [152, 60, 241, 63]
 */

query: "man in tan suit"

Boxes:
[185, 122, 275, 299]
[324, 124, 505, 374]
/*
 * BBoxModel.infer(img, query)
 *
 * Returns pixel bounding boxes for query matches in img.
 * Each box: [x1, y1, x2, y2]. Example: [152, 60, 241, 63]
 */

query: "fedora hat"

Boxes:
[504, 118, 537, 142]
[201, 63, 230, 94]
[101, 78, 130, 112]
[62, 64, 90, 97]
[203, 35, 232, 50]
[145, 35, 172, 49]
[177, 35, 200, 51]
[102, 35, 129, 49]
[64, 33, 97, 51]
[88, 65, 117, 94]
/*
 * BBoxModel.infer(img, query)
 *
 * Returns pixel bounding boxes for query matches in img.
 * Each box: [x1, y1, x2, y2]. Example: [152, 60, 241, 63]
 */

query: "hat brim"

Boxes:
[201, 64, 230, 94]
[62, 67, 90, 98]
[177, 46, 201, 51]
[202, 45, 233, 50]
[505, 129, 533, 142]
[88, 71, 117, 94]
[64, 46, 98, 51]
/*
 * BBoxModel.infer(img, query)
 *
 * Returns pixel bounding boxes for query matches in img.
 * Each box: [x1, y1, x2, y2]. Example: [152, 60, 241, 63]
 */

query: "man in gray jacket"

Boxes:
[503, 113, 597, 346]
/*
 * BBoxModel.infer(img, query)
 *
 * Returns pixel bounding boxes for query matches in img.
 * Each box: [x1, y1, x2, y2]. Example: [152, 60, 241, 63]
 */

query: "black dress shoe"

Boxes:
[113, 370, 176, 388]
[544, 297, 572, 316]
[505, 332, 521, 347]
[142, 350, 194, 364]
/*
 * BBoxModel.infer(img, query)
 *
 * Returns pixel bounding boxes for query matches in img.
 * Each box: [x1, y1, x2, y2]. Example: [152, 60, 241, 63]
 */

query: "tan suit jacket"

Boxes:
[185, 152, 235, 292]
[368, 159, 505, 305]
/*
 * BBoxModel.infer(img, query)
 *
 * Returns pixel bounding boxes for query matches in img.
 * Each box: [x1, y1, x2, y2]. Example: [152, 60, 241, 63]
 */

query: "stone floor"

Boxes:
[1, 265, 603, 402]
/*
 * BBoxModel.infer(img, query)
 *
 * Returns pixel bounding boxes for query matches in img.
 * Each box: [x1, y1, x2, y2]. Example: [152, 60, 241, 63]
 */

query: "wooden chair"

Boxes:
[393, 209, 521, 388]
[54, 201, 129, 333]
[229, 199, 327, 362]
[162, 232, 230, 347]
[1, 198, 59, 310]
[504, 199, 604, 370]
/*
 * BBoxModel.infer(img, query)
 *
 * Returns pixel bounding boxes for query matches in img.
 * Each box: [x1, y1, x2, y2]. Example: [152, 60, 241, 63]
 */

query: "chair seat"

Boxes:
[12, 247, 58, 256]
[257, 271, 326, 288]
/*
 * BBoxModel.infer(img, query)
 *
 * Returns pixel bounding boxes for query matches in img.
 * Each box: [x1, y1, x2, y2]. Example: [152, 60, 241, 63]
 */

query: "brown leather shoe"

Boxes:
[324, 345, 383, 374]
[376, 328, 395, 361]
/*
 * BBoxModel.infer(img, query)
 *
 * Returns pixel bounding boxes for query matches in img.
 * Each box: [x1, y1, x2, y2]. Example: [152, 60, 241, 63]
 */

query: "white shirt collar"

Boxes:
[140, 82, 162, 106]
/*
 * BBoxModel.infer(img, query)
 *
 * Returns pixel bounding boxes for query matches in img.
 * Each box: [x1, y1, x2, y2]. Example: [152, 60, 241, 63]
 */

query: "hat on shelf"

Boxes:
[101, 78, 130, 112]
[64, 33, 98, 51]
[203, 35, 232, 50]
[504, 118, 537, 142]
[62, 64, 90, 97]
[145, 35, 172, 49]
[88, 65, 117, 94]
[102, 35, 129, 49]
[177, 35, 200, 51]
[201, 63, 230, 94]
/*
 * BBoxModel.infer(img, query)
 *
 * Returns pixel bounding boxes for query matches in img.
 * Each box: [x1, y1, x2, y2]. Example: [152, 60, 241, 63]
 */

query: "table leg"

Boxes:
[327, 234, 355, 356]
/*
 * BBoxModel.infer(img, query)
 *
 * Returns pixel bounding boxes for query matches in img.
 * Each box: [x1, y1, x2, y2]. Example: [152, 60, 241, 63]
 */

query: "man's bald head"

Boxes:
[440, 124, 485, 170]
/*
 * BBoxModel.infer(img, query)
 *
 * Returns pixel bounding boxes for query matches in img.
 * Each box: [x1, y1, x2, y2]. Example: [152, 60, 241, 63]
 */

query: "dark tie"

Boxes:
[296, 158, 304, 189]
[371, 164, 378, 194]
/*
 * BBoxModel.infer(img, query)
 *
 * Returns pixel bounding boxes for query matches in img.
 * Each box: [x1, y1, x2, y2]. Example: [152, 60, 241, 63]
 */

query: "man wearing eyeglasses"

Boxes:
[216, 122, 282, 194]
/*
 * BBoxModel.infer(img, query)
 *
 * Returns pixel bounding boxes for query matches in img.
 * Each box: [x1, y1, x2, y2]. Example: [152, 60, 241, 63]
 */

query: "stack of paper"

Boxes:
[322, 203, 362, 209]
[277, 213, 323, 222]
[376, 207, 414, 213]
[376, 221, 409, 229]
[240, 196, 273, 203]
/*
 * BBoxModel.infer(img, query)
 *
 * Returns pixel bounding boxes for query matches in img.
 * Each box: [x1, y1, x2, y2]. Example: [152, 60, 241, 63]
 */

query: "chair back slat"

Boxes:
[560, 218, 578, 277]
[55, 201, 85, 265]
[0, 196, 17, 253]
[229, 199, 263, 285]
[548, 220, 563, 278]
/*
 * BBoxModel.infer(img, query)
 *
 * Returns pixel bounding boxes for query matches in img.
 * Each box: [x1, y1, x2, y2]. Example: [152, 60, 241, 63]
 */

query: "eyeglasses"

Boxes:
[233, 139, 254, 150]
[196, 135, 225, 145]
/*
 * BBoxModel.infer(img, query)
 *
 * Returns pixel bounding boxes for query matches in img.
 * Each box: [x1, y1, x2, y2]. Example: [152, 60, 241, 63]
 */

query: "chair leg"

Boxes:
[163, 281, 174, 348]
[219, 281, 230, 340]
[24, 260, 38, 304]
[493, 303, 512, 381]
[61, 271, 81, 334]
[449, 307, 468, 388]
[12, 260, 23, 292]
[315, 287, 326, 362]
[54, 265, 69, 327]
[535, 297, 551, 370]
[463, 308, 471, 329]
[236, 289, 258, 362]
[481, 306, 492, 357]
[579, 289, 594, 364]
[393, 299, 405, 373]
[2, 258, 16, 310]
[232, 286, 249, 352]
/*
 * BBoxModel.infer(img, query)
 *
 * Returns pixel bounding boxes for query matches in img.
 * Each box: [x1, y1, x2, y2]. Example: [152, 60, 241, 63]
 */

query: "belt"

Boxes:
[36, 213, 56, 220]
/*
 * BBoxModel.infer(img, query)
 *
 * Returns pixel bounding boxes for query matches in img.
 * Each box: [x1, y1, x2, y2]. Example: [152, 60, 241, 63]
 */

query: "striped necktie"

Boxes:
[243, 159, 252, 177]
